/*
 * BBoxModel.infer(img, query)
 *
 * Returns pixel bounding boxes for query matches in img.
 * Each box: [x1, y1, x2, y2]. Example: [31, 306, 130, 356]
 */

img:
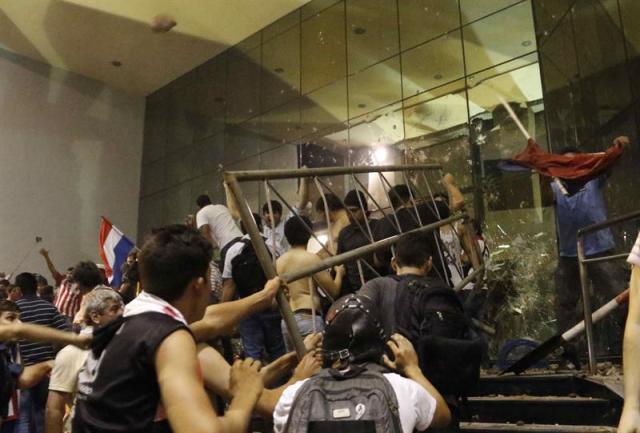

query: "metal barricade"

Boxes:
[223, 164, 485, 357]
[577, 210, 640, 374]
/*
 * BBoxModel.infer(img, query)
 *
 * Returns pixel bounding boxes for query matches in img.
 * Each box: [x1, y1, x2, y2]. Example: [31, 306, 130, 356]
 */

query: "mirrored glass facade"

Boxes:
[140, 0, 640, 356]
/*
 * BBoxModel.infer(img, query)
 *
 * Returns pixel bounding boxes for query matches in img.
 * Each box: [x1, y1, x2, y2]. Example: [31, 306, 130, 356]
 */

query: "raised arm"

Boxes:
[441, 173, 465, 212]
[619, 266, 640, 433]
[0, 322, 89, 348]
[441, 174, 482, 277]
[190, 277, 280, 341]
[295, 176, 310, 212]
[157, 330, 263, 433]
[39, 249, 64, 286]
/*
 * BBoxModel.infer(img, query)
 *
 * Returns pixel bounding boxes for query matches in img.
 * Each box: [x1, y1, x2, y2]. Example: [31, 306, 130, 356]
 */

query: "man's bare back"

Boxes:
[277, 247, 343, 312]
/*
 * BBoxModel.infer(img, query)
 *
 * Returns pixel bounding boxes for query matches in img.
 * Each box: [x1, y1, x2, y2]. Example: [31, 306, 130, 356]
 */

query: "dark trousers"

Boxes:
[554, 251, 628, 355]
[239, 311, 286, 363]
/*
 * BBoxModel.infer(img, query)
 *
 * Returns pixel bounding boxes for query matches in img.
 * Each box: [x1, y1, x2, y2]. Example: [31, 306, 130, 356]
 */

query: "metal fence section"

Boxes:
[577, 209, 640, 374]
[223, 164, 485, 358]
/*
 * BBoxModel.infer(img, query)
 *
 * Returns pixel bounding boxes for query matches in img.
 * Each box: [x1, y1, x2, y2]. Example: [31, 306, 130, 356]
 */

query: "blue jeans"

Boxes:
[281, 312, 325, 352]
[16, 378, 48, 433]
[238, 311, 286, 362]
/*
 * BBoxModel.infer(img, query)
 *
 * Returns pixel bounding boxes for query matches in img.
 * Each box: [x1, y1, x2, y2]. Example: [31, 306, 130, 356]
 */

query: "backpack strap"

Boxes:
[239, 238, 252, 251]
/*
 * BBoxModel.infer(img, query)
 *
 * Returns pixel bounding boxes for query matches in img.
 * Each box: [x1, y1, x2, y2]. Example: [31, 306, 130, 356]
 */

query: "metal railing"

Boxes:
[577, 209, 640, 374]
[223, 164, 485, 357]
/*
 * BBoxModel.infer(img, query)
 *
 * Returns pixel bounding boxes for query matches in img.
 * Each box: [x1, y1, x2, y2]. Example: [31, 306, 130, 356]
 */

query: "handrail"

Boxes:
[576, 209, 640, 374]
[577, 210, 640, 236]
[581, 252, 629, 264]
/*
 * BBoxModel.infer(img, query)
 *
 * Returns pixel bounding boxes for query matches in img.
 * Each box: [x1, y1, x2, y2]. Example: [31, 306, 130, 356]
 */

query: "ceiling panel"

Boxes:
[0, 0, 311, 95]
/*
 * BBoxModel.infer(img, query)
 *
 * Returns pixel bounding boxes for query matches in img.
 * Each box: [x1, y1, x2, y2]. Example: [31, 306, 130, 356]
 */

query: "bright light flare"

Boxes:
[373, 147, 388, 164]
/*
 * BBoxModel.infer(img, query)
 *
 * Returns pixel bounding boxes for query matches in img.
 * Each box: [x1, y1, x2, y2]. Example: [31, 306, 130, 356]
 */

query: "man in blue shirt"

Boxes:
[552, 137, 629, 366]
[15, 273, 70, 433]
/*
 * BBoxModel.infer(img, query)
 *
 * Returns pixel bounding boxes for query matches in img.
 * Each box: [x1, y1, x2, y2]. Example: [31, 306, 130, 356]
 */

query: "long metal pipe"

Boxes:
[280, 213, 465, 284]
[228, 164, 441, 181]
[575, 209, 640, 374]
[224, 174, 307, 357]
[577, 209, 640, 236]
[581, 252, 629, 264]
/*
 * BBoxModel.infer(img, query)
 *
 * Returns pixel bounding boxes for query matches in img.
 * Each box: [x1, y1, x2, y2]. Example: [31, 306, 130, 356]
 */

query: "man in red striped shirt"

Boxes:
[39, 249, 80, 320]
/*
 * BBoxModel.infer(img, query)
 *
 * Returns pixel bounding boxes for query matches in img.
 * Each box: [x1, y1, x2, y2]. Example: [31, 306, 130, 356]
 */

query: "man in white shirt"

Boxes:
[196, 195, 242, 254]
[273, 294, 450, 433]
[195, 195, 242, 291]
[262, 200, 290, 257]
[220, 214, 285, 362]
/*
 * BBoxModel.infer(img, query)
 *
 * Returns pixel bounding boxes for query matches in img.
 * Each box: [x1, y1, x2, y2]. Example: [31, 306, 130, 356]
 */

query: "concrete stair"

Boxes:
[459, 373, 622, 432]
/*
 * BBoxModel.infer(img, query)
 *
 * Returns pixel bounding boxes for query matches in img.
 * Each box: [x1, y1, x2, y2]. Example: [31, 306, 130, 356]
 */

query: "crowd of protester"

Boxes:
[0, 172, 494, 433]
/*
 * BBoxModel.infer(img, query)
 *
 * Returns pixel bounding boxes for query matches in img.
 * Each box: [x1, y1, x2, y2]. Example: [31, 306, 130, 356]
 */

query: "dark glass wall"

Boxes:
[532, 0, 640, 355]
[139, 0, 639, 355]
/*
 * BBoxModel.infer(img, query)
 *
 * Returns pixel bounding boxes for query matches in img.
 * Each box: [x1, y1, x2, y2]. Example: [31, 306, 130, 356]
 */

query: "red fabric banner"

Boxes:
[511, 138, 624, 181]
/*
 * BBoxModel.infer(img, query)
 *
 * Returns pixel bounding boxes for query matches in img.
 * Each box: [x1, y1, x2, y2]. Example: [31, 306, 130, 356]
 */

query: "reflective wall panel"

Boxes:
[139, 0, 640, 356]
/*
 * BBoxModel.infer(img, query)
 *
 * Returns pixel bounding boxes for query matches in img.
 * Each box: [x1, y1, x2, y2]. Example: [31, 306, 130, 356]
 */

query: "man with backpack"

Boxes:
[273, 294, 450, 433]
[359, 233, 484, 432]
[221, 213, 286, 362]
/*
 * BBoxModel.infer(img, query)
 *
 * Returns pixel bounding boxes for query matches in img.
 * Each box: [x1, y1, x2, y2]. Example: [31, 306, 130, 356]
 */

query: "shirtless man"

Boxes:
[315, 193, 350, 256]
[276, 215, 344, 350]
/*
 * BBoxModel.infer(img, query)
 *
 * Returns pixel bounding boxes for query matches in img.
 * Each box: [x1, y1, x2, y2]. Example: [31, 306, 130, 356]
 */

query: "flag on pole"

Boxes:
[99, 217, 135, 288]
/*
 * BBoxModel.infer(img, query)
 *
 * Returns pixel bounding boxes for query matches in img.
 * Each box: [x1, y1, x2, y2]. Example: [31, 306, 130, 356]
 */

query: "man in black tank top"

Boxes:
[73, 225, 271, 433]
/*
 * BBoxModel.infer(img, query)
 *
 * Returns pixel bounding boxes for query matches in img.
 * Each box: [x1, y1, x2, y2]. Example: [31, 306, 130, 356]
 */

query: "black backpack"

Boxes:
[393, 275, 484, 398]
[283, 363, 402, 433]
[231, 239, 270, 298]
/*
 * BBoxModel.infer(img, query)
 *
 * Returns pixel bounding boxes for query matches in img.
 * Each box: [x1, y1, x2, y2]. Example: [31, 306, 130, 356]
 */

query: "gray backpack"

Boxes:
[283, 363, 402, 433]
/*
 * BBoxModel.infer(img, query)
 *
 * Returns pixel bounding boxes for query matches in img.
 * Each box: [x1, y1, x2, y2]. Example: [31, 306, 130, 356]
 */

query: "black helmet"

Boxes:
[322, 294, 386, 369]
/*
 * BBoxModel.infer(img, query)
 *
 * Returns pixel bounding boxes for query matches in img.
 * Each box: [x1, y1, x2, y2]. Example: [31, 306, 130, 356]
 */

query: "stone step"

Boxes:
[472, 374, 579, 397]
[463, 396, 619, 426]
[460, 422, 617, 433]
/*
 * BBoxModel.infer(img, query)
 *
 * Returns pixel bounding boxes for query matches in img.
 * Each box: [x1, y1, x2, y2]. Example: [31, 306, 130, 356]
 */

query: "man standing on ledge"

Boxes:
[552, 136, 630, 367]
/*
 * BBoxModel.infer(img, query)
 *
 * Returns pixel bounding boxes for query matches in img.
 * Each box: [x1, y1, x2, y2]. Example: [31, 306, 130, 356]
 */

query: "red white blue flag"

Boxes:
[99, 217, 135, 288]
